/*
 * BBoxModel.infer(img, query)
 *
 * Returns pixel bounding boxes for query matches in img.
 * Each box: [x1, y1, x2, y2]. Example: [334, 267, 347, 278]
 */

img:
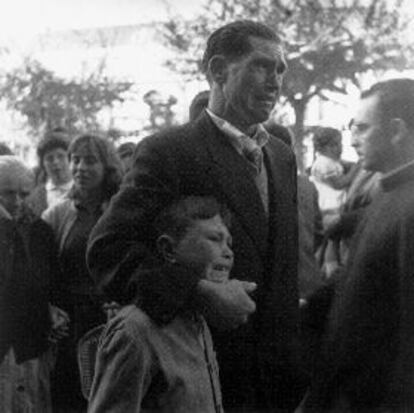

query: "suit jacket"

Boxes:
[87, 111, 300, 410]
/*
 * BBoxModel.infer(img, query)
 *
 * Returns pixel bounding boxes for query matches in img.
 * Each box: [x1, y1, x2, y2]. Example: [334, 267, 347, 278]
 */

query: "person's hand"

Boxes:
[102, 301, 121, 321]
[49, 304, 70, 343]
[197, 279, 257, 331]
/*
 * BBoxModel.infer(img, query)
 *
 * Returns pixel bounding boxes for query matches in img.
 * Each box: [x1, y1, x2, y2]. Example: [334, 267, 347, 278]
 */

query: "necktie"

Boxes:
[243, 144, 263, 173]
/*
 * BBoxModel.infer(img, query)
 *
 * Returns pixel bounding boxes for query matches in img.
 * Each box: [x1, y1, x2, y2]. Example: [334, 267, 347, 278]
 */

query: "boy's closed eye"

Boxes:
[157, 215, 234, 283]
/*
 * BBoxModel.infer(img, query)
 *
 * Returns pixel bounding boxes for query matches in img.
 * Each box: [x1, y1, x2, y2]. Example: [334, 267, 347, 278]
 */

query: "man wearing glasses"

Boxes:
[303, 78, 414, 412]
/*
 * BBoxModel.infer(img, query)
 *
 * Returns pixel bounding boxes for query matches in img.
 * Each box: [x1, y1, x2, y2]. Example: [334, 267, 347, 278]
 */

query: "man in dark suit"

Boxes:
[88, 20, 301, 411]
[303, 79, 414, 412]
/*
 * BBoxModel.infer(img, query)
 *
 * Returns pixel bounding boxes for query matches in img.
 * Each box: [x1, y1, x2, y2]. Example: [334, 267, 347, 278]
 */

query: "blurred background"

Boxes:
[0, 0, 413, 170]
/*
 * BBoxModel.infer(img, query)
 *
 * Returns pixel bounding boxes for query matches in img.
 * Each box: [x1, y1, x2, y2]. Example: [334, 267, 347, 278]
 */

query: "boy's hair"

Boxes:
[155, 196, 231, 242]
[312, 127, 341, 153]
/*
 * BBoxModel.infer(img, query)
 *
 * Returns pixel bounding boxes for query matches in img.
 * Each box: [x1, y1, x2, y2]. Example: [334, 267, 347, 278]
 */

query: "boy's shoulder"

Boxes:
[103, 305, 205, 346]
[103, 304, 155, 344]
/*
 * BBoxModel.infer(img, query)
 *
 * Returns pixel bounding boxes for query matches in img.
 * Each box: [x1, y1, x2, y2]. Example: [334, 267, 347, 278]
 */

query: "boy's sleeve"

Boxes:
[87, 135, 201, 320]
[88, 321, 154, 413]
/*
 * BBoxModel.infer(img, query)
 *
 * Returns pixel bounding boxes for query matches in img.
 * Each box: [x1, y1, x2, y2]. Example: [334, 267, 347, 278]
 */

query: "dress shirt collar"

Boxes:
[206, 109, 269, 154]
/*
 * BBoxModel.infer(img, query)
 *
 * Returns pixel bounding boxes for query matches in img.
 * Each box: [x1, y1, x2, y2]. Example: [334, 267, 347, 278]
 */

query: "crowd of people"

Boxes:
[1, 19, 414, 413]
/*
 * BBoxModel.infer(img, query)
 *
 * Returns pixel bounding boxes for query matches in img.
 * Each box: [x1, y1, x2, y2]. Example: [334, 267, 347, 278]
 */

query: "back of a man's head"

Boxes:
[201, 20, 280, 76]
[361, 78, 414, 132]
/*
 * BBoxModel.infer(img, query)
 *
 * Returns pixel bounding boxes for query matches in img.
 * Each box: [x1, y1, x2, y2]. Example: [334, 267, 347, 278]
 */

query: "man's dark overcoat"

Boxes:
[305, 162, 414, 412]
[87, 111, 300, 410]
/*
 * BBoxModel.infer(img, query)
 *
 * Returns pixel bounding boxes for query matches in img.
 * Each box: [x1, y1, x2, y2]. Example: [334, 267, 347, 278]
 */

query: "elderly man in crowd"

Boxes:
[303, 78, 414, 412]
[0, 156, 68, 413]
[88, 20, 303, 411]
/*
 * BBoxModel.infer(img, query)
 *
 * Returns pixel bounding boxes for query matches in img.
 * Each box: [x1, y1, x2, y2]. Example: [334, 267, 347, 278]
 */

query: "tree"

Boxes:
[161, 0, 414, 169]
[0, 58, 133, 140]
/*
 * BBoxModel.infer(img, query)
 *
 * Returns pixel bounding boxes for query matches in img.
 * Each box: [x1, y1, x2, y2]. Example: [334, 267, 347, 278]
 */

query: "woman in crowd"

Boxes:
[28, 129, 72, 216]
[43, 134, 122, 412]
[0, 156, 68, 413]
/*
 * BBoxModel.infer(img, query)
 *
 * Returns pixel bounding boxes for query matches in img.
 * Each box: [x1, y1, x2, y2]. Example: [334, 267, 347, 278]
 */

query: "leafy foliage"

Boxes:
[0, 58, 133, 140]
[161, 0, 414, 146]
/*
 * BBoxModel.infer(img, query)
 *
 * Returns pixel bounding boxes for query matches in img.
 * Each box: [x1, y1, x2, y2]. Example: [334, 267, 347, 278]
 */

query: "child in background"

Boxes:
[88, 196, 234, 413]
[310, 127, 358, 229]
[310, 127, 359, 278]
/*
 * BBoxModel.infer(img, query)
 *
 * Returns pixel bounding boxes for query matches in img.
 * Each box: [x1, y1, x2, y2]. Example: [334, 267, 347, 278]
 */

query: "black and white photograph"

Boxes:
[1, 1, 414, 412]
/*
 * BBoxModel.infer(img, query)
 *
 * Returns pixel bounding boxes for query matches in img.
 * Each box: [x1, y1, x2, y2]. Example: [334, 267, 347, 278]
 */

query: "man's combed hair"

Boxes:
[361, 78, 414, 132]
[155, 196, 231, 241]
[201, 20, 280, 75]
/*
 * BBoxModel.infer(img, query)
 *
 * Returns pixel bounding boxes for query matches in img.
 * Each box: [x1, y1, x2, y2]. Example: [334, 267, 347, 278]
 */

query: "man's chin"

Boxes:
[252, 109, 273, 124]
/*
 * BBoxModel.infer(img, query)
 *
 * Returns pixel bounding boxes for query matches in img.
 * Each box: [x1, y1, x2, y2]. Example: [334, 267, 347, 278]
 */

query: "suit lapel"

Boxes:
[197, 114, 269, 261]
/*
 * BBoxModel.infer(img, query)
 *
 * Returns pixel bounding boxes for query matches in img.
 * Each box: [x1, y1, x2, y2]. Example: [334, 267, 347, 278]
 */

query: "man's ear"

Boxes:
[156, 234, 177, 263]
[389, 118, 410, 147]
[208, 55, 228, 85]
